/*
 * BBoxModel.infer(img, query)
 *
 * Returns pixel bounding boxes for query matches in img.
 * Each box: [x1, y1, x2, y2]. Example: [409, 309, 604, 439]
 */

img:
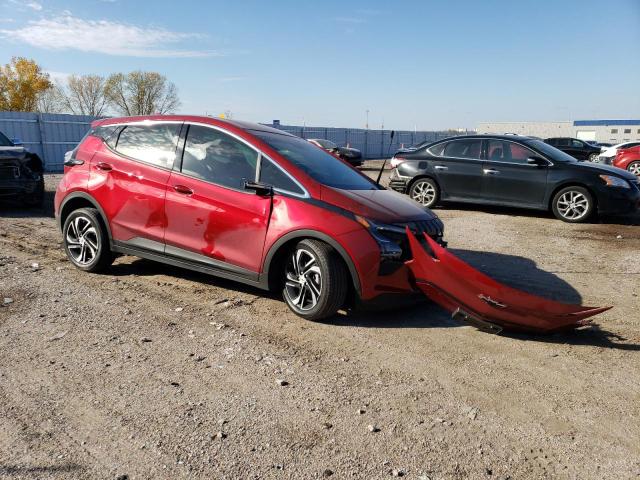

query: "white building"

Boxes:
[477, 120, 640, 143]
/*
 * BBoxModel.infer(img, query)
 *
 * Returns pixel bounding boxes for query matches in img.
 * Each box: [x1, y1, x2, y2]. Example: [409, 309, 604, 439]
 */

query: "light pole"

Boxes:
[365, 109, 369, 130]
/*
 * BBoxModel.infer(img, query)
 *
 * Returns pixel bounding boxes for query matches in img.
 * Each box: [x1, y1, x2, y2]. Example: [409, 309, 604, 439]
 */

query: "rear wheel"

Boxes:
[588, 153, 599, 162]
[552, 186, 594, 223]
[282, 239, 348, 321]
[409, 178, 440, 208]
[62, 208, 114, 272]
[627, 161, 640, 177]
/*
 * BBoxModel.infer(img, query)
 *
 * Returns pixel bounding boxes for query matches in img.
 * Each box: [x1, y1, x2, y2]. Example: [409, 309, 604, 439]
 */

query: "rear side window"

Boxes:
[115, 123, 180, 169]
[181, 125, 258, 190]
[487, 140, 536, 164]
[557, 138, 570, 147]
[443, 139, 481, 159]
[571, 139, 584, 148]
[259, 157, 304, 195]
[426, 142, 446, 156]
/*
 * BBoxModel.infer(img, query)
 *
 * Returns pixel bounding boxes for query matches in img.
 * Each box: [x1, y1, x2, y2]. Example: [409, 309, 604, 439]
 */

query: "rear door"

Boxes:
[481, 139, 548, 207]
[163, 123, 271, 275]
[88, 122, 181, 247]
[428, 138, 484, 199]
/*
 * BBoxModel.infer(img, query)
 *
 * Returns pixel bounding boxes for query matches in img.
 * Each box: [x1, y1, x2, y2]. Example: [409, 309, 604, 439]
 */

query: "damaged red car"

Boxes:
[55, 116, 608, 334]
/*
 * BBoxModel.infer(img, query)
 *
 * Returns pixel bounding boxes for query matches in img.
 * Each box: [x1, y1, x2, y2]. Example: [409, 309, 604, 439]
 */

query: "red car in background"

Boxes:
[614, 145, 640, 177]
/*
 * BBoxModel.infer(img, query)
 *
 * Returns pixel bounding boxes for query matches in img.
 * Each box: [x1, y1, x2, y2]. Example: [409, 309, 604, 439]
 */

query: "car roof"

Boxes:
[434, 134, 539, 143]
[93, 115, 294, 137]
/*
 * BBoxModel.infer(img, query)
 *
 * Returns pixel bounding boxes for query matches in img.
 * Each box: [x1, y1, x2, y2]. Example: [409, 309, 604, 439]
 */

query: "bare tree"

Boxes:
[105, 71, 180, 116]
[36, 83, 65, 113]
[56, 75, 109, 116]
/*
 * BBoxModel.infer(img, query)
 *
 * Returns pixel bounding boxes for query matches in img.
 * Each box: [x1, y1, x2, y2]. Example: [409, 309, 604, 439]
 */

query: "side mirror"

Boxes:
[12, 138, 22, 146]
[527, 156, 548, 166]
[244, 180, 274, 196]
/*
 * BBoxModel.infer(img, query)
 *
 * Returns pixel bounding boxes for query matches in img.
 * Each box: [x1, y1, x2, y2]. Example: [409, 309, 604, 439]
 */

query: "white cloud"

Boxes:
[26, 1, 42, 10]
[45, 70, 71, 83]
[6, 0, 42, 11]
[0, 14, 221, 58]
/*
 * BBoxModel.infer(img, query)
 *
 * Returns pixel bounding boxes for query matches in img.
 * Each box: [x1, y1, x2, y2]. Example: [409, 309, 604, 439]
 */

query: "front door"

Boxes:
[481, 139, 548, 207]
[163, 124, 271, 275]
[430, 138, 484, 199]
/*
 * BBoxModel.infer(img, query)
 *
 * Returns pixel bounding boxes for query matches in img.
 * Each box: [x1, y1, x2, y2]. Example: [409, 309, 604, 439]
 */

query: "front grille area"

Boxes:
[378, 218, 445, 264]
[0, 166, 19, 179]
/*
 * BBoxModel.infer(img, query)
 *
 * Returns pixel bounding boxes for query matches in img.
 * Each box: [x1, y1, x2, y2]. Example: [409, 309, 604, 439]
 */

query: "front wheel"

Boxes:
[588, 153, 599, 163]
[627, 161, 640, 177]
[62, 208, 114, 272]
[409, 178, 440, 208]
[282, 239, 348, 321]
[552, 186, 595, 223]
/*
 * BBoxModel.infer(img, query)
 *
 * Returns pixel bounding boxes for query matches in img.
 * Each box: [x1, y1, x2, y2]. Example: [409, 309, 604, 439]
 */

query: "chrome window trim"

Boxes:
[97, 119, 310, 198]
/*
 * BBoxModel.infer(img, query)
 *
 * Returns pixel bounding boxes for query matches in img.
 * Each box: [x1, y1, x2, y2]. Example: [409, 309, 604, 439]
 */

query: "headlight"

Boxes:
[599, 175, 630, 188]
[355, 215, 403, 260]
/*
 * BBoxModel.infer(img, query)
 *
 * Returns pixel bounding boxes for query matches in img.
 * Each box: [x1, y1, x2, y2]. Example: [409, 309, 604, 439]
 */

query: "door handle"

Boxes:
[483, 168, 500, 175]
[434, 165, 448, 171]
[95, 162, 112, 172]
[173, 184, 194, 195]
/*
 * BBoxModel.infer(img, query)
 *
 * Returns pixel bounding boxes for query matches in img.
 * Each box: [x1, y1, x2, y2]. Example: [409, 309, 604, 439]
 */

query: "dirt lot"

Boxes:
[1, 172, 639, 479]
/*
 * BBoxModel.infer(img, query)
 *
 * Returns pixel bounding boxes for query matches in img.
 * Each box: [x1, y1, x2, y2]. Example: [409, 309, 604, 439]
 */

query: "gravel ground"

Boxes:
[0, 173, 639, 480]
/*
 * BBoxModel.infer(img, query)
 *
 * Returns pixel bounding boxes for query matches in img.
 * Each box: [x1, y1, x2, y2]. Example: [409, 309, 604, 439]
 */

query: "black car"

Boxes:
[388, 135, 640, 223]
[0, 130, 44, 207]
[544, 137, 601, 162]
[307, 138, 363, 167]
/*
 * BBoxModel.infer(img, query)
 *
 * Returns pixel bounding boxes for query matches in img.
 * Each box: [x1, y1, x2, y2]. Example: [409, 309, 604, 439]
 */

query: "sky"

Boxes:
[0, 0, 639, 130]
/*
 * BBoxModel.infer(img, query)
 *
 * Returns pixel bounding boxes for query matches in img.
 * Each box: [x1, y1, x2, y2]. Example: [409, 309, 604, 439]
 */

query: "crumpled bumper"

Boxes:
[405, 228, 611, 334]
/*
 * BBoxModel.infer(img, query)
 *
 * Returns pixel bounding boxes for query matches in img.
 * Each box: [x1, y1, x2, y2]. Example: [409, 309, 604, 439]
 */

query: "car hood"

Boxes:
[0, 146, 27, 166]
[569, 161, 637, 181]
[320, 186, 436, 223]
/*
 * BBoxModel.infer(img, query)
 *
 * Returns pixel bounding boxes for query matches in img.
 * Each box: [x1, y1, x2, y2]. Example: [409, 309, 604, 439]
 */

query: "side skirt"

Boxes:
[111, 240, 269, 291]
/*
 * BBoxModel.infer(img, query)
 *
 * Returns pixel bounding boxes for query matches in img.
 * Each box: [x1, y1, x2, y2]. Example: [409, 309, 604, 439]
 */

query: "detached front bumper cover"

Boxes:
[405, 228, 611, 334]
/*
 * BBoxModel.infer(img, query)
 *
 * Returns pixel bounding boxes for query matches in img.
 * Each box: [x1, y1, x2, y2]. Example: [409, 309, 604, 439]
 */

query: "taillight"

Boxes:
[390, 156, 406, 168]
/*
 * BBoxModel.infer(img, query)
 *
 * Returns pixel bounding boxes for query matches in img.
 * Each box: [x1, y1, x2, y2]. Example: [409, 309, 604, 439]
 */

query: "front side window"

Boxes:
[487, 140, 536, 164]
[571, 139, 584, 148]
[314, 139, 337, 149]
[181, 125, 258, 190]
[115, 123, 180, 169]
[443, 139, 481, 159]
[252, 131, 377, 190]
[259, 157, 304, 195]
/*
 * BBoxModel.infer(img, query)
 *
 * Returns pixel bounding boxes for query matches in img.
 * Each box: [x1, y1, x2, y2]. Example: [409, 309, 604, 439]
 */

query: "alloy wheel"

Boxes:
[628, 162, 640, 177]
[284, 248, 322, 311]
[65, 215, 99, 265]
[556, 191, 589, 221]
[411, 180, 436, 206]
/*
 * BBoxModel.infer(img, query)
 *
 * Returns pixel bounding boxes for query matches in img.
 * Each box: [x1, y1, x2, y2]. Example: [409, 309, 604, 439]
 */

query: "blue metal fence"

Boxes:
[0, 111, 468, 172]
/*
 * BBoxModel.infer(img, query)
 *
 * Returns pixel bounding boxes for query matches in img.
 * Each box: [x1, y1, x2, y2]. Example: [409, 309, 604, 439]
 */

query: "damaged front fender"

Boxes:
[406, 228, 611, 334]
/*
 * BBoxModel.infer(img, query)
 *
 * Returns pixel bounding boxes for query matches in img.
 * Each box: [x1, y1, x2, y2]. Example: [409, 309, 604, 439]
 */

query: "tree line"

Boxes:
[0, 57, 180, 117]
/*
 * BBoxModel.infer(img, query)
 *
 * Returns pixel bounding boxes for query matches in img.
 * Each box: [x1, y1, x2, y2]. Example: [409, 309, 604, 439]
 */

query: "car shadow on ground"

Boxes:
[435, 202, 640, 226]
[106, 249, 636, 351]
[0, 190, 56, 219]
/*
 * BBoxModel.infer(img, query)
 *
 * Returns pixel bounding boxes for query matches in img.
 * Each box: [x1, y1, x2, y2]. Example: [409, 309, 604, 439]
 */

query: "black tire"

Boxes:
[627, 161, 640, 177]
[409, 177, 440, 208]
[282, 239, 348, 321]
[62, 207, 114, 272]
[551, 186, 595, 223]
[22, 177, 44, 207]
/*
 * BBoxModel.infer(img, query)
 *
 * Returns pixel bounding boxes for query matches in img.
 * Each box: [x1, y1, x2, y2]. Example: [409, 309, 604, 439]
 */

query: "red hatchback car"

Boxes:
[614, 145, 640, 177]
[55, 115, 445, 320]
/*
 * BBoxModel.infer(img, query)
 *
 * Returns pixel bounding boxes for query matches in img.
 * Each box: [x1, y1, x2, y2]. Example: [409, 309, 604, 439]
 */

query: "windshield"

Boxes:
[314, 139, 336, 149]
[527, 140, 577, 163]
[253, 131, 378, 190]
[0, 131, 14, 147]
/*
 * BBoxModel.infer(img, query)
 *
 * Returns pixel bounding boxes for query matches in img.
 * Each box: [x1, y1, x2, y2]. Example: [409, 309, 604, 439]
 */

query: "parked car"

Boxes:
[598, 141, 640, 164]
[613, 145, 640, 177]
[0, 130, 44, 206]
[307, 138, 362, 167]
[388, 134, 640, 222]
[55, 116, 445, 321]
[544, 137, 601, 162]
